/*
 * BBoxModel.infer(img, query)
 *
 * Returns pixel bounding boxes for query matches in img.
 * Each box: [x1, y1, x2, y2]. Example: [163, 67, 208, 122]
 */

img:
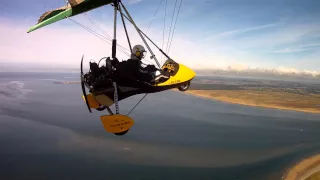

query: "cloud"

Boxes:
[127, 0, 143, 4]
[1, 13, 320, 74]
[195, 65, 320, 78]
[301, 43, 320, 48]
[273, 48, 312, 53]
[0, 17, 153, 68]
[206, 22, 320, 55]
[207, 23, 277, 40]
[273, 43, 320, 53]
[0, 16, 242, 70]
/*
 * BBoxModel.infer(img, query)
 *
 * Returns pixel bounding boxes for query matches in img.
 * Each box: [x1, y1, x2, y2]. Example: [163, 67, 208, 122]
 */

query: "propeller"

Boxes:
[81, 55, 92, 113]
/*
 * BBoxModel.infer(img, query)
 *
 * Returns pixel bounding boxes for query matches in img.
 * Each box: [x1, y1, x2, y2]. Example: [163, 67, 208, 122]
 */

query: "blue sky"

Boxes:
[0, 0, 320, 74]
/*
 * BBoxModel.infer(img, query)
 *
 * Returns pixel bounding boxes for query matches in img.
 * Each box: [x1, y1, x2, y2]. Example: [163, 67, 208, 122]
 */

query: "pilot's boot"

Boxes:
[155, 74, 169, 81]
[154, 73, 170, 84]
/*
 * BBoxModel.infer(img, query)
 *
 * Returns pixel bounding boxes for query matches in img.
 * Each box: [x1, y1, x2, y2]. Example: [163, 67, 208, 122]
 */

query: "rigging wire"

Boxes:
[68, 17, 130, 56]
[70, 14, 151, 115]
[137, 0, 164, 67]
[165, 0, 178, 54]
[161, 0, 168, 64]
[167, 0, 183, 54]
[127, 93, 148, 115]
[126, 0, 167, 115]
[83, 13, 131, 54]
[145, 0, 164, 36]
[119, 5, 133, 53]
[83, 13, 113, 41]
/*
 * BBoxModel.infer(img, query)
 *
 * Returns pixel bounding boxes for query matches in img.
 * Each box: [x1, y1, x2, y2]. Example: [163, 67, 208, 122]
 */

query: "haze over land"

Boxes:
[195, 67, 320, 80]
[185, 76, 320, 114]
[2, 62, 320, 83]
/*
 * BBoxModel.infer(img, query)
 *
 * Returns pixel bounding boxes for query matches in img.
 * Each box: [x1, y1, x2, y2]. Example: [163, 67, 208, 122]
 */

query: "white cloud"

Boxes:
[1, 15, 320, 74]
[272, 42, 320, 53]
[126, 0, 143, 5]
[196, 65, 320, 78]
[207, 23, 277, 40]
[0, 16, 211, 69]
[273, 48, 311, 53]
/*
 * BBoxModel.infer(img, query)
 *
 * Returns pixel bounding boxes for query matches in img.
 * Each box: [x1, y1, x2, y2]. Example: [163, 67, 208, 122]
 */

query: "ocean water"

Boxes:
[1, 72, 320, 180]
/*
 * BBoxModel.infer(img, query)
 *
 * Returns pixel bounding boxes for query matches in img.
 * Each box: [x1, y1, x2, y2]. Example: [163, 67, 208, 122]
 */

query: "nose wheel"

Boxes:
[178, 81, 190, 92]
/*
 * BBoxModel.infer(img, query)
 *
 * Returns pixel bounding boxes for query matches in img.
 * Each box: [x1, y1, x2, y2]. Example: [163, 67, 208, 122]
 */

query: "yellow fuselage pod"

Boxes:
[82, 93, 100, 108]
[82, 93, 114, 108]
[156, 63, 196, 86]
[81, 62, 196, 109]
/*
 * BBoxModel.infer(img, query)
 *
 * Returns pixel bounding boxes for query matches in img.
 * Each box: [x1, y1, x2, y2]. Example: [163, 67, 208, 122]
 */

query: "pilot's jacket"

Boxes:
[116, 56, 155, 83]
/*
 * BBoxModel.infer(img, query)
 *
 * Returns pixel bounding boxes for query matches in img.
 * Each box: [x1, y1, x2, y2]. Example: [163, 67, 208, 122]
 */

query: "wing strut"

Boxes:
[118, 5, 172, 61]
[111, 0, 120, 115]
[119, 3, 132, 54]
[112, 0, 118, 59]
[119, 1, 162, 68]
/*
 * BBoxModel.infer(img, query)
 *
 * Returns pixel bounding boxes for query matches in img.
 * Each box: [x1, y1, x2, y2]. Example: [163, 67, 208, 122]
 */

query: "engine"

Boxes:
[83, 60, 114, 91]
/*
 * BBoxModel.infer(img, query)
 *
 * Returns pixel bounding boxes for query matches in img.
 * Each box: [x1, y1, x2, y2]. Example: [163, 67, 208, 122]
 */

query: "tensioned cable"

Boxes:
[83, 13, 131, 54]
[161, 0, 168, 64]
[127, 93, 148, 115]
[83, 13, 113, 40]
[165, 0, 178, 54]
[68, 17, 130, 56]
[56, 0, 129, 55]
[167, 0, 183, 54]
[126, 0, 166, 115]
[145, 0, 164, 36]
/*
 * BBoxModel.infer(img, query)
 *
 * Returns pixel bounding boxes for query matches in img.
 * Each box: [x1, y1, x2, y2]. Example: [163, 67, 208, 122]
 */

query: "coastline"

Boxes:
[283, 154, 320, 180]
[54, 81, 320, 114]
[179, 90, 320, 114]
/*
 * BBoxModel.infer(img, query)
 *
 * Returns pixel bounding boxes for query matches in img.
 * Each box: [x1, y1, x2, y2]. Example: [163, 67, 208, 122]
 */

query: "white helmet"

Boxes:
[132, 45, 147, 59]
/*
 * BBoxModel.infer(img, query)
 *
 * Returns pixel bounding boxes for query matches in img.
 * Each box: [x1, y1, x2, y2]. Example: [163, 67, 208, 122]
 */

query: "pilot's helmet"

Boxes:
[132, 45, 147, 60]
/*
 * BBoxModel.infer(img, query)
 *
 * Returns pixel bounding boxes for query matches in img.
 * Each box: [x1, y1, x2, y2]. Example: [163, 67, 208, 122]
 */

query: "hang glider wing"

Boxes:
[27, 0, 113, 33]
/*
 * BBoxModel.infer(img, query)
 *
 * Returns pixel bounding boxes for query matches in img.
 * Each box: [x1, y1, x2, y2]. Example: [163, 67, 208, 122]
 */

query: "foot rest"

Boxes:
[100, 114, 134, 134]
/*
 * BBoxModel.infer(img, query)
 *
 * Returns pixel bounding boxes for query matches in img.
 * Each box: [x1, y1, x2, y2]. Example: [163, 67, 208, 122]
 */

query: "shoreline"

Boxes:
[178, 90, 320, 114]
[283, 154, 320, 180]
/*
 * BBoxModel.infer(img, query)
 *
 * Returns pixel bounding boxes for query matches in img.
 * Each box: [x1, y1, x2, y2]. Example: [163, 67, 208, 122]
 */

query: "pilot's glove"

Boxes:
[145, 65, 157, 72]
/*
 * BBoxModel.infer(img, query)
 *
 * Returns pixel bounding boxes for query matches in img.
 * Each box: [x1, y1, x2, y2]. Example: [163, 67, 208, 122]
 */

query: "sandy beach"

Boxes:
[283, 154, 320, 180]
[181, 90, 320, 114]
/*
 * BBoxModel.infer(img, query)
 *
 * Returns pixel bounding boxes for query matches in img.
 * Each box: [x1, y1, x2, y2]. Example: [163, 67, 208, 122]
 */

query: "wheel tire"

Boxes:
[114, 129, 129, 136]
[96, 105, 106, 111]
[178, 81, 190, 92]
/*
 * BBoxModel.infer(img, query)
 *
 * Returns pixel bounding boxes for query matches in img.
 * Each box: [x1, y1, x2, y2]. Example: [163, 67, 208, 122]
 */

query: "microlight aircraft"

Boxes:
[27, 0, 196, 136]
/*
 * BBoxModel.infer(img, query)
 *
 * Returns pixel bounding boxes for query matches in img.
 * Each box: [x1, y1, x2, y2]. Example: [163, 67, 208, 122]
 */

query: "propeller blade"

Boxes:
[81, 55, 92, 113]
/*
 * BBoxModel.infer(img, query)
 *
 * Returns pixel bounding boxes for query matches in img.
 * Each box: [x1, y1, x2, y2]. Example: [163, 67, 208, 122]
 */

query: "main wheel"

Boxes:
[114, 129, 129, 136]
[178, 81, 190, 92]
[96, 105, 106, 111]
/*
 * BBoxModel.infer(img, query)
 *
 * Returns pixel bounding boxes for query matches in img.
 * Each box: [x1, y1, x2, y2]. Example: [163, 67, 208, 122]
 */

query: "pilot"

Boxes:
[117, 44, 168, 84]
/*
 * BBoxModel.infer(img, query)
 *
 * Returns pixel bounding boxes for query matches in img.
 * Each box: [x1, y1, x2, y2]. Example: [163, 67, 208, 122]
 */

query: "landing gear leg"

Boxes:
[113, 81, 130, 136]
[99, 81, 133, 136]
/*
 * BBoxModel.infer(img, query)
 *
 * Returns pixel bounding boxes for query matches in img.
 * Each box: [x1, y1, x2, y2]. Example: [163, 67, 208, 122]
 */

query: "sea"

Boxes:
[1, 72, 320, 180]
